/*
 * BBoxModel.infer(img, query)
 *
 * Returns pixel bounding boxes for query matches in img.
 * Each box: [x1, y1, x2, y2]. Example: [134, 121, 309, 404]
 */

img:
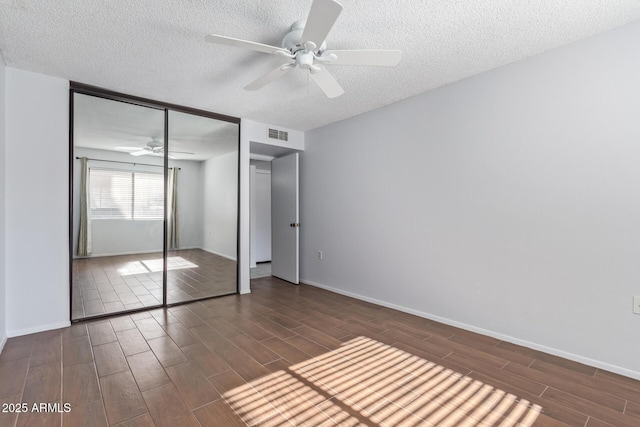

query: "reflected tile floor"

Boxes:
[72, 249, 237, 320]
[2, 276, 640, 426]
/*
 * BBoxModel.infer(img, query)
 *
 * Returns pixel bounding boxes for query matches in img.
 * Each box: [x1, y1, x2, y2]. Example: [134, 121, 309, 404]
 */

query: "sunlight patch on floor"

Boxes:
[115, 260, 149, 276]
[116, 256, 198, 275]
[224, 336, 542, 426]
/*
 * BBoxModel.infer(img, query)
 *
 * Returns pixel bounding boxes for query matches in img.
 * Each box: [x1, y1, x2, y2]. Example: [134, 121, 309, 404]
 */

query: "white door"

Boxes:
[271, 153, 299, 284]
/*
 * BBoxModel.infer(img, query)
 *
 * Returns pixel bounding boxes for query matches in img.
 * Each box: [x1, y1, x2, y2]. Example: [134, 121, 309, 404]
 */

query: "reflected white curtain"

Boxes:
[167, 167, 179, 250]
[77, 157, 92, 257]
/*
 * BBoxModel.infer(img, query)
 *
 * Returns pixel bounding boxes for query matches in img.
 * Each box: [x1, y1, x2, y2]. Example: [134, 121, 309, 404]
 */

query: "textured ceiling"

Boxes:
[1, 0, 640, 131]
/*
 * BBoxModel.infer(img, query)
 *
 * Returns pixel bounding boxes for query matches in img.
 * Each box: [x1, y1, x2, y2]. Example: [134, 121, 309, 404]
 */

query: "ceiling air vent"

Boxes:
[268, 128, 288, 142]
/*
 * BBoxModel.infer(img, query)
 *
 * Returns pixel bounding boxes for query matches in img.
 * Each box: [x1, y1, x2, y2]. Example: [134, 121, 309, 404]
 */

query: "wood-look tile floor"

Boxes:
[72, 249, 236, 320]
[2, 276, 640, 426]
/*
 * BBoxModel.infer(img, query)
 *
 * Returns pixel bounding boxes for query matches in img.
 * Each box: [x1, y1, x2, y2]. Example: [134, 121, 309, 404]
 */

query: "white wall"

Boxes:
[202, 150, 238, 260]
[71, 148, 204, 257]
[0, 59, 7, 351]
[249, 165, 257, 268]
[301, 22, 640, 379]
[243, 119, 304, 151]
[254, 169, 271, 263]
[170, 159, 204, 250]
[5, 68, 70, 336]
[249, 160, 272, 266]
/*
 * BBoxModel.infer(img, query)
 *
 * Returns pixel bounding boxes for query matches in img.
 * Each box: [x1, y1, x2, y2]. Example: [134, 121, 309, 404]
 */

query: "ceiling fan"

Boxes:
[205, 0, 402, 98]
[114, 138, 194, 159]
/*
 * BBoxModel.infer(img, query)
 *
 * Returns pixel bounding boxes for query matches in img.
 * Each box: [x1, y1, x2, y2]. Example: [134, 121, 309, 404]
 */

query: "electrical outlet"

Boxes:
[634, 296, 640, 315]
[317, 251, 323, 260]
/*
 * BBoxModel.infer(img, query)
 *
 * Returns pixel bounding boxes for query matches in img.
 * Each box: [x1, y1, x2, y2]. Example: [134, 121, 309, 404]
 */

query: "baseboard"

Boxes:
[74, 249, 162, 259]
[199, 247, 237, 262]
[0, 335, 7, 356]
[301, 278, 640, 381]
[7, 321, 71, 338]
[74, 247, 233, 259]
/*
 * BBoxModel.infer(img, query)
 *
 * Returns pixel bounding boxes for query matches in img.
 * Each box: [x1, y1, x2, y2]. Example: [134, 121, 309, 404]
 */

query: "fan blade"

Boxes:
[168, 151, 195, 155]
[146, 152, 176, 159]
[129, 150, 148, 156]
[244, 64, 294, 91]
[114, 146, 143, 152]
[301, 0, 343, 47]
[205, 34, 287, 55]
[310, 66, 344, 98]
[323, 50, 402, 66]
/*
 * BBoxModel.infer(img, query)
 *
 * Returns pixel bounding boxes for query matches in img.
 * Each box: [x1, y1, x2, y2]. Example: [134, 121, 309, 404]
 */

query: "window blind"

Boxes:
[89, 169, 163, 220]
[133, 172, 165, 219]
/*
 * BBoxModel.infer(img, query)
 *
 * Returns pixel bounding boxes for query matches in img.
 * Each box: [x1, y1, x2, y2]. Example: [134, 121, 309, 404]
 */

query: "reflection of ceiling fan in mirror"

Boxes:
[114, 138, 195, 159]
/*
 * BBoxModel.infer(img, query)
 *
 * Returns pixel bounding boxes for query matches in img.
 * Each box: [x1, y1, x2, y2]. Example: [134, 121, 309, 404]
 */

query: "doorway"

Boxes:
[250, 160, 272, 279]
[249, 150, 300, 285]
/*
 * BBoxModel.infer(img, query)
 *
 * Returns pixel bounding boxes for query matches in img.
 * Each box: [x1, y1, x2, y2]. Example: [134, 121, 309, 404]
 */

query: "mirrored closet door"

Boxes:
[71, 94, 166, 320]
[166, 111, 238, 304]
[70, 86, 239, 321]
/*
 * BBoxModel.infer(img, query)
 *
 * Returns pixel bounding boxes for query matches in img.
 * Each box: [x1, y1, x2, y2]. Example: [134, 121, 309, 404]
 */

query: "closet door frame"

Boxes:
[69, 82, 241, 323]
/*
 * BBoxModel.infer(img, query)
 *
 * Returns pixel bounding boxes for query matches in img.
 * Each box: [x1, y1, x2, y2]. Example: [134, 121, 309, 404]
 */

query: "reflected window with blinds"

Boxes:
[89, 168, 164, 220]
